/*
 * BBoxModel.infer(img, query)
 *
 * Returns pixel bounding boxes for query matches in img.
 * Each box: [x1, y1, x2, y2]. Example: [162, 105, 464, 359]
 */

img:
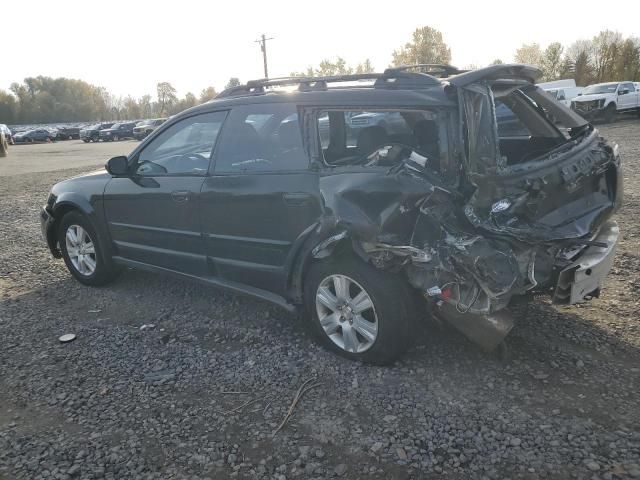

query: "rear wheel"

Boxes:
[604, 103, 617, 123]
[58, 211, 118, 286]
[304, 256, 413, 364]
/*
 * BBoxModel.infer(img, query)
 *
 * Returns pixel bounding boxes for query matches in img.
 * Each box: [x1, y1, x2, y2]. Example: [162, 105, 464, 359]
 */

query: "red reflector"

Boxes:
[441, 287, 452, 300]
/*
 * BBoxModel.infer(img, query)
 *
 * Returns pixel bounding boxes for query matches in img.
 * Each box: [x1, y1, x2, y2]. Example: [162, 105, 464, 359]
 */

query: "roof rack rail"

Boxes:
[216, 70, 442, 98]
[384, 64, 467, 78]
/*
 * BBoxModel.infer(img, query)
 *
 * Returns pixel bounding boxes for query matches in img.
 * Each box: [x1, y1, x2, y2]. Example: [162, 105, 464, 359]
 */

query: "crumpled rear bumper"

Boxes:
[553, 220, 619, 304]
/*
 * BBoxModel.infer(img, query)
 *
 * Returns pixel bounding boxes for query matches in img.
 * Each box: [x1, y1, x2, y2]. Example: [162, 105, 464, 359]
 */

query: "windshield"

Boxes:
[545, 89, 558, 99]
[111, 123, 121, 129]
[583, 84, 618, 95]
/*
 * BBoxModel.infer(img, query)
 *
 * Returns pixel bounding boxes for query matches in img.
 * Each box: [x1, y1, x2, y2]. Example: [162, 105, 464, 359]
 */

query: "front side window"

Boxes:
[214, 103, 307, 173]
[136, 111, 227, 176]
[317, 109, 445, 174]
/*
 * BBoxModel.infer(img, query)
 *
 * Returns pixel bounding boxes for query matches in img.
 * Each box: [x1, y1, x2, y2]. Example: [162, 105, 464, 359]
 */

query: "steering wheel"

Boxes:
[136, 160, 167, 175]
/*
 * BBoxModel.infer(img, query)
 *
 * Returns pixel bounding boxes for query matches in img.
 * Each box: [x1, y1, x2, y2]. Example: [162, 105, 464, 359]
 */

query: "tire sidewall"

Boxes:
[58, 211, 109, 286]
[303, 256, 411, 364]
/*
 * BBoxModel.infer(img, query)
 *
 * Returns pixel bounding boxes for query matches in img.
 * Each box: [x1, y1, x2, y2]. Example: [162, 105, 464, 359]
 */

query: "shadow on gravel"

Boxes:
[3, 269, 639, 370]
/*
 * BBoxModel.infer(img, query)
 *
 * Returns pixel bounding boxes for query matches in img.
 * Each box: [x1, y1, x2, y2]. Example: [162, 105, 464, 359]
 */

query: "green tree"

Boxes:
[0, 90, 18, 124]
[540, 42, 564, 81]
[156, 82, 177, 116]
[514, 43, 542, 67]
[170, 92, 198, 115]
[391, 26, 451, 66]
[355, 58, 375, 74]
[614, 37, 640, 81]
[199, 86, 218, 103]
[566, 40, 594, 85]
[225, 77, 241, 89]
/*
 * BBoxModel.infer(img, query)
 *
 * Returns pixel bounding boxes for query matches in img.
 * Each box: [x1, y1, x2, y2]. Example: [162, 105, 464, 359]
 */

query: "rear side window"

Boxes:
[494, 101, 530, 137]
[214, 103, 307, 173]
[317, 109, 443, 171]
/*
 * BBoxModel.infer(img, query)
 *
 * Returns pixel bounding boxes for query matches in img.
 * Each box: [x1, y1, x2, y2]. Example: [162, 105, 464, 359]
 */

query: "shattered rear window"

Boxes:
[317, 109, 448, 175]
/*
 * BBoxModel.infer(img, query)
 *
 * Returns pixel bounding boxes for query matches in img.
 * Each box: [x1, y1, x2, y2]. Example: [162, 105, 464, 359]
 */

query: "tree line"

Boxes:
[2, 27, 638, 125]
[511, 31, 640, 85]
[0, 77, 240, 125]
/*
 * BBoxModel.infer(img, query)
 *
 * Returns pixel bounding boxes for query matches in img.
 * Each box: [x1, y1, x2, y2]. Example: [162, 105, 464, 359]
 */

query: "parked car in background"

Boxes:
[571, 81, 640, 122]
[0, 128, 7, 157]
[14, 128, 55, 143]
[55, 126, 81, 140]
[80, 123, 114, 142]
[40, 64, 622, 364]
[99, 122, 137, 141]
[133, 118, 166, 140]
[0, 124, 13, 145]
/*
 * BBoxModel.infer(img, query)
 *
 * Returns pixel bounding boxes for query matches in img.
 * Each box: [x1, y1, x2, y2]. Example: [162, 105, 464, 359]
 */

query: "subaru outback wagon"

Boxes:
[41, 64, 622, 364]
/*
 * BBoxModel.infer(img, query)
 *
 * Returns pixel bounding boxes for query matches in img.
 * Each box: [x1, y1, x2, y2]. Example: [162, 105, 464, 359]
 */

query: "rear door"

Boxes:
[103, 111, 228, 275]
[200, 103, 321, 295]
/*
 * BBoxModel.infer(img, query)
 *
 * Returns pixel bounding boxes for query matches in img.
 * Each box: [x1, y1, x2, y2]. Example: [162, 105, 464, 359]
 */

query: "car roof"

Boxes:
[189, 86, 455, 113]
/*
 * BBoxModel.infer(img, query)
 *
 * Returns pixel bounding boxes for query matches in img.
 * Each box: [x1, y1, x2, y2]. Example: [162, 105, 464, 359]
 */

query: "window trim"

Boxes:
[130, 110, 229, 178]
[210, 103, 311, 176]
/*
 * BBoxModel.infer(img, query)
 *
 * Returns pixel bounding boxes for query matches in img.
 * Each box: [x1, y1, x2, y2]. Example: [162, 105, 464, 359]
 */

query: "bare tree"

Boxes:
[591, 30, 623, 82]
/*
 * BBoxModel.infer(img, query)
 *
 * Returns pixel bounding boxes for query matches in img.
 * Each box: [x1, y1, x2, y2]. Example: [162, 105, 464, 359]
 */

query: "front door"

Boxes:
[618, 82, 635, 109]
[104, 111, 228, 275]
[200, 103, 321, 295]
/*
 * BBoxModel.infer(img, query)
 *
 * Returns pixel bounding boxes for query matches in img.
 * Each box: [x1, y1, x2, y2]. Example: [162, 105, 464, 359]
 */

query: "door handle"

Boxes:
[283, 192, 312, 206]
[171, 190, 191, 202]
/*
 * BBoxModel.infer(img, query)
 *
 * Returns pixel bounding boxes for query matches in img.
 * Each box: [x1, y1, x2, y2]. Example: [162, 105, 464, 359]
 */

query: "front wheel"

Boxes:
[604, 103, 617, 123]
[58, 211, 118, 286]
[304, 256, 413, 364]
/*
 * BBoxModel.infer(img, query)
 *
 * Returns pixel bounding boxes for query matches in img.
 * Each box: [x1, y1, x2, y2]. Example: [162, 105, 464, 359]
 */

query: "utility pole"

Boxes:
[255, 34, 274, 79]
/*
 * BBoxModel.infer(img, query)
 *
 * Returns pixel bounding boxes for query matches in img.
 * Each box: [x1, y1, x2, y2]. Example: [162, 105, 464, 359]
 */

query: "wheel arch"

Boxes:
[285, 226, 361, 305]
[51, 198, 112, 266]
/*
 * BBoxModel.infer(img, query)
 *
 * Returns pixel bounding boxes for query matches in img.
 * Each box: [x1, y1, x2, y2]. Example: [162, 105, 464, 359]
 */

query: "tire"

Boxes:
[303, 255, 413, 365]
[82, 139, 89, 143]
[604, 103, 617, 123]
[58, 211, 117, 286]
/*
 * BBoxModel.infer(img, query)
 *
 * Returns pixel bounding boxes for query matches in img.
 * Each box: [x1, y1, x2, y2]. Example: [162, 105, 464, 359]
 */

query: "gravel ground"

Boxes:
[0, 122, 639, 480]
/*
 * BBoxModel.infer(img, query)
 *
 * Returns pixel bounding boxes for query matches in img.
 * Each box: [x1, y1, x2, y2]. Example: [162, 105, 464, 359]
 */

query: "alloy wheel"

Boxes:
[315, 274, 378, 353]
[65, 224, 97, 276]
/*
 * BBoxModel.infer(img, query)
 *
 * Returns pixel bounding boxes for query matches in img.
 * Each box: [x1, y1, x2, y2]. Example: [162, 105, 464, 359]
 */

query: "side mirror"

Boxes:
[106, 155, 129, 176]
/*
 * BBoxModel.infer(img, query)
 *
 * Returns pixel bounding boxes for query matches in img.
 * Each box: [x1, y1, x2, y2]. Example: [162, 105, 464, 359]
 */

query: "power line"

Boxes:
[255, 34, 274, 79]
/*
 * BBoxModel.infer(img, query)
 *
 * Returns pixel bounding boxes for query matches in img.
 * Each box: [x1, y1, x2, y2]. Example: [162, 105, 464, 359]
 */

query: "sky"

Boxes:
[2, 0, 639, 99]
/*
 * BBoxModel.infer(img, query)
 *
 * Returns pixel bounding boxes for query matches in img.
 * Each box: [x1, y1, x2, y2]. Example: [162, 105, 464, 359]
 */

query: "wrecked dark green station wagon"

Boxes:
[41, 64, 622, 364]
